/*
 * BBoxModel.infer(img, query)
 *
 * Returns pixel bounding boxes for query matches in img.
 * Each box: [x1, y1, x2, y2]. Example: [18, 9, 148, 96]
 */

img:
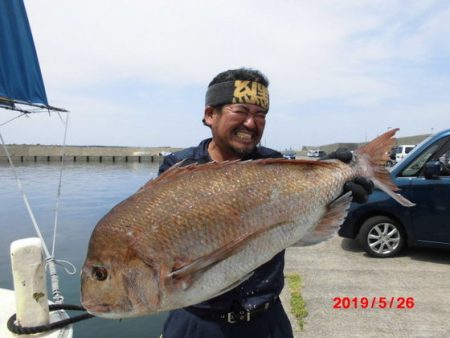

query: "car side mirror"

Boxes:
[423, 161, 441, 179]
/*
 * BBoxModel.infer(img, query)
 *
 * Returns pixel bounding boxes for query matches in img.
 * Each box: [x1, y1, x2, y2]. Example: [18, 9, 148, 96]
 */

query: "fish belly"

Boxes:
[166, 206, 325, 309]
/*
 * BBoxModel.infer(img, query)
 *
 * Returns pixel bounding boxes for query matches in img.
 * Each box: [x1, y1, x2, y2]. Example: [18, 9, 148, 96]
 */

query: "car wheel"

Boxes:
[358, 216, 405, 258]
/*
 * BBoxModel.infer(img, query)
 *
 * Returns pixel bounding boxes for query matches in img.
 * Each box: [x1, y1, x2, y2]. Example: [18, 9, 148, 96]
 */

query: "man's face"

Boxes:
[206, 103, 267, 156]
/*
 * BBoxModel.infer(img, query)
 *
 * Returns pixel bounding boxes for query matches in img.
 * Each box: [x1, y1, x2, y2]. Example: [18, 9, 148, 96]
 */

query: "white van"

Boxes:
[307, 150, 326, 158]
[395, 145, 415, 162]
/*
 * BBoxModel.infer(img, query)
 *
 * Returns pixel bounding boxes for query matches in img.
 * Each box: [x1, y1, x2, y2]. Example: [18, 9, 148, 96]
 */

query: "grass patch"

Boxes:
[286, 273, 308, 330]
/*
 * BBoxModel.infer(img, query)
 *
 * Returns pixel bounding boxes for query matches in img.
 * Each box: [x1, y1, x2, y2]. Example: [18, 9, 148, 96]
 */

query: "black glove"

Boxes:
[343, 177, 374, 203]
[322, 147, 374, 204]
[321, 147, 353, 163]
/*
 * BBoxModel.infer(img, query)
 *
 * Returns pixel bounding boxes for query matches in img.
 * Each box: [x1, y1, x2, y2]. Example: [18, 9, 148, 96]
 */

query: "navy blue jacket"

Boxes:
[158, 138, 285, 312]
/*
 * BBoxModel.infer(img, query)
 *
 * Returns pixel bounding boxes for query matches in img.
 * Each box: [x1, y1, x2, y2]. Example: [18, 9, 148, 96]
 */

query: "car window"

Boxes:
[405, 146, 414, 154]
[438, 148, 450, 176]
[400, 138, 448, 177]
[440, 150, 450, 166]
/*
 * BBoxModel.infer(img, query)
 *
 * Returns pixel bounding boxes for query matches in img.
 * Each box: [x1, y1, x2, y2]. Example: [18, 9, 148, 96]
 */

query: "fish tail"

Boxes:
[355, 129, 415, 207]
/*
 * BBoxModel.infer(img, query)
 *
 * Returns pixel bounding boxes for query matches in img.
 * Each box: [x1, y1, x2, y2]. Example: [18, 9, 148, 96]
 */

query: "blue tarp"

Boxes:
[0, 0, 49, 107]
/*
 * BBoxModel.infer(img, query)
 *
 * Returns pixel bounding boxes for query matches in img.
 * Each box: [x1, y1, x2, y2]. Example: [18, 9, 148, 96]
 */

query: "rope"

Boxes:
[51, 112, 70, 257]
[7, 304, 95, 335]
[0, 112, 28, 127]
[45, 257, 77, 305]
[49, 112, 71, 304]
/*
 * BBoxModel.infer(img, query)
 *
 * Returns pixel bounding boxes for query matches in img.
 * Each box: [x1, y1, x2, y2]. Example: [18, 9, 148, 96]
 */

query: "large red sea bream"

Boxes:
[81, 129, 414, 318]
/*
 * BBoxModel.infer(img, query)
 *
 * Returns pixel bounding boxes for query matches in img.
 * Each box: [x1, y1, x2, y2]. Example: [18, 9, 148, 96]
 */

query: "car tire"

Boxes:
[358, 216, 405, 258]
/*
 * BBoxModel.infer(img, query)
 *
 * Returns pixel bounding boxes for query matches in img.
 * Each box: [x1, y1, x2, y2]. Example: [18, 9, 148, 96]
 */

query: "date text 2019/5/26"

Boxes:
[332, 297, 415, 309]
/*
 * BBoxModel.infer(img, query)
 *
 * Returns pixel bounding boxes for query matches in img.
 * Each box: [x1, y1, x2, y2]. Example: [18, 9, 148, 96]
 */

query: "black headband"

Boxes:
[205, 80, 269, 111]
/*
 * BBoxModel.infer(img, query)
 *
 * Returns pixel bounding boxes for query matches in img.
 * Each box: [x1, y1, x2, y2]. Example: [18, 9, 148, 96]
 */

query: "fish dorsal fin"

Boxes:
[297, 191, 353, 246]
[140, 159, 241, 191]
[141, 158, 340, 192]
[166, 220, 290, 290]
[255, 158, 340, 168]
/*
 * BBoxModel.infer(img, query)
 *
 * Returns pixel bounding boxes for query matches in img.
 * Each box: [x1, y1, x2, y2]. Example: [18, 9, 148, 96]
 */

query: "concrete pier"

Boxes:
[0, 145, 181, 163]
[1, 133, 430, 163]
[1, 155, 161, 163]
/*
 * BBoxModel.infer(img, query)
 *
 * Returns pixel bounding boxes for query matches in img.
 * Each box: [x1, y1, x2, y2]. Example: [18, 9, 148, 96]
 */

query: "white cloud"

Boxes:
[10, 0, 449, 149]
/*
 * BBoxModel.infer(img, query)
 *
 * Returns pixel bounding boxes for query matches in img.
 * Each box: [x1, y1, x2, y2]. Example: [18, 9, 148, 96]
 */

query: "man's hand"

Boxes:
[343, 177, 374, 203]
[322, 147, 374, 204]
[321, 147, 353, 163]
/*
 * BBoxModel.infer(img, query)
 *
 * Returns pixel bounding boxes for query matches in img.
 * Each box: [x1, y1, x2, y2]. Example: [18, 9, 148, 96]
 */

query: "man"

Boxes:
[159, 68, 372, 338]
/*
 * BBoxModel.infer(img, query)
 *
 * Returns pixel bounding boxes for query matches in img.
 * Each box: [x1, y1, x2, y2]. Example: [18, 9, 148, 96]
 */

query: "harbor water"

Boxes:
[0, 162, 167, 338]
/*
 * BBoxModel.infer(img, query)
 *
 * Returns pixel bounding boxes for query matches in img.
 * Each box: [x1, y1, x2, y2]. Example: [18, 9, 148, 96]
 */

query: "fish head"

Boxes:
[80, 224, 162, 318]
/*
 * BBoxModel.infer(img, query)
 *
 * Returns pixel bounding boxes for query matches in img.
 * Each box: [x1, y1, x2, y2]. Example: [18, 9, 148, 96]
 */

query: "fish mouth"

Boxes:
[81, 290, 134, 318]
[83, 303, 136, 319]
[83, 303, 111, 314]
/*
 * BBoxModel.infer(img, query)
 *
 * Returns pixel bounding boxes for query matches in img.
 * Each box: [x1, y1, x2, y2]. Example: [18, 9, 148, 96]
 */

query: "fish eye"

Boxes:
[92, 266, 108, 281]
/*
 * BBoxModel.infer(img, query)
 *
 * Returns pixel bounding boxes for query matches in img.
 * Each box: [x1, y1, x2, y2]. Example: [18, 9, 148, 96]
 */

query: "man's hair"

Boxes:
[208, 68, 269, 88]
[203, 68, 269, 127]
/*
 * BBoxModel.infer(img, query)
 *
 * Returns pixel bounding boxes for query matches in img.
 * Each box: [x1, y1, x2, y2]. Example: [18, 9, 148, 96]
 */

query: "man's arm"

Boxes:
[158, 153, 211, 176]
[158, 154, 179, 176]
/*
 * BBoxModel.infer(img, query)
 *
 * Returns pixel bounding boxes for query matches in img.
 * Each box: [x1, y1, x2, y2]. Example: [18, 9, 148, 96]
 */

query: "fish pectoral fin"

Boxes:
[298, 191, 353, 246]
[167, 235, 249, 284]
[167, 221, 283, 285]
[372, 177, 415, 207]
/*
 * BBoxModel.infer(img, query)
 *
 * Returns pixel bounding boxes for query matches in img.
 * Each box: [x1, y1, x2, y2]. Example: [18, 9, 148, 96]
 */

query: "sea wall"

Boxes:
[0, 145, 182, 163]
[1, 133, 431, 162]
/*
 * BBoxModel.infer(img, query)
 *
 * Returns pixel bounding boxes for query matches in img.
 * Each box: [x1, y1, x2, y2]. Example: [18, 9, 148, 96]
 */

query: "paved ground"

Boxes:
[280, 236, 450, 338]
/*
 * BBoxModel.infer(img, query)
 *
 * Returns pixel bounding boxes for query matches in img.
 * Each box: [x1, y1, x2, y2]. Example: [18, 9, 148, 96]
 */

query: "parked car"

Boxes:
[385, 145, 416, 167]
[339, 129, 450, 258]
[282, 151, 296, 160]
[385, 147, 398, 167]
[307, 150, 326, 158]
[394, 144, 416, 162]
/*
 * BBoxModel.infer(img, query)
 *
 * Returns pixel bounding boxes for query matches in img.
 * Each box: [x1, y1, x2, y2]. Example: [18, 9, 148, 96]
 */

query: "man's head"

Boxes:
[203, 68, 269, 159]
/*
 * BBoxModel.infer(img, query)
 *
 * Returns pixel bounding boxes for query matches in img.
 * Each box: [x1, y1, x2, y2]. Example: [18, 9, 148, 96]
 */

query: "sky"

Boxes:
[1, 0, 450, 151]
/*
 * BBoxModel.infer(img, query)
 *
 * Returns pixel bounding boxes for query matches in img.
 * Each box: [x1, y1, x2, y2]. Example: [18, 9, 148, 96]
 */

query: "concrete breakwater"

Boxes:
[1, 133, 430, 163]
[0, 145, 182, 163]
